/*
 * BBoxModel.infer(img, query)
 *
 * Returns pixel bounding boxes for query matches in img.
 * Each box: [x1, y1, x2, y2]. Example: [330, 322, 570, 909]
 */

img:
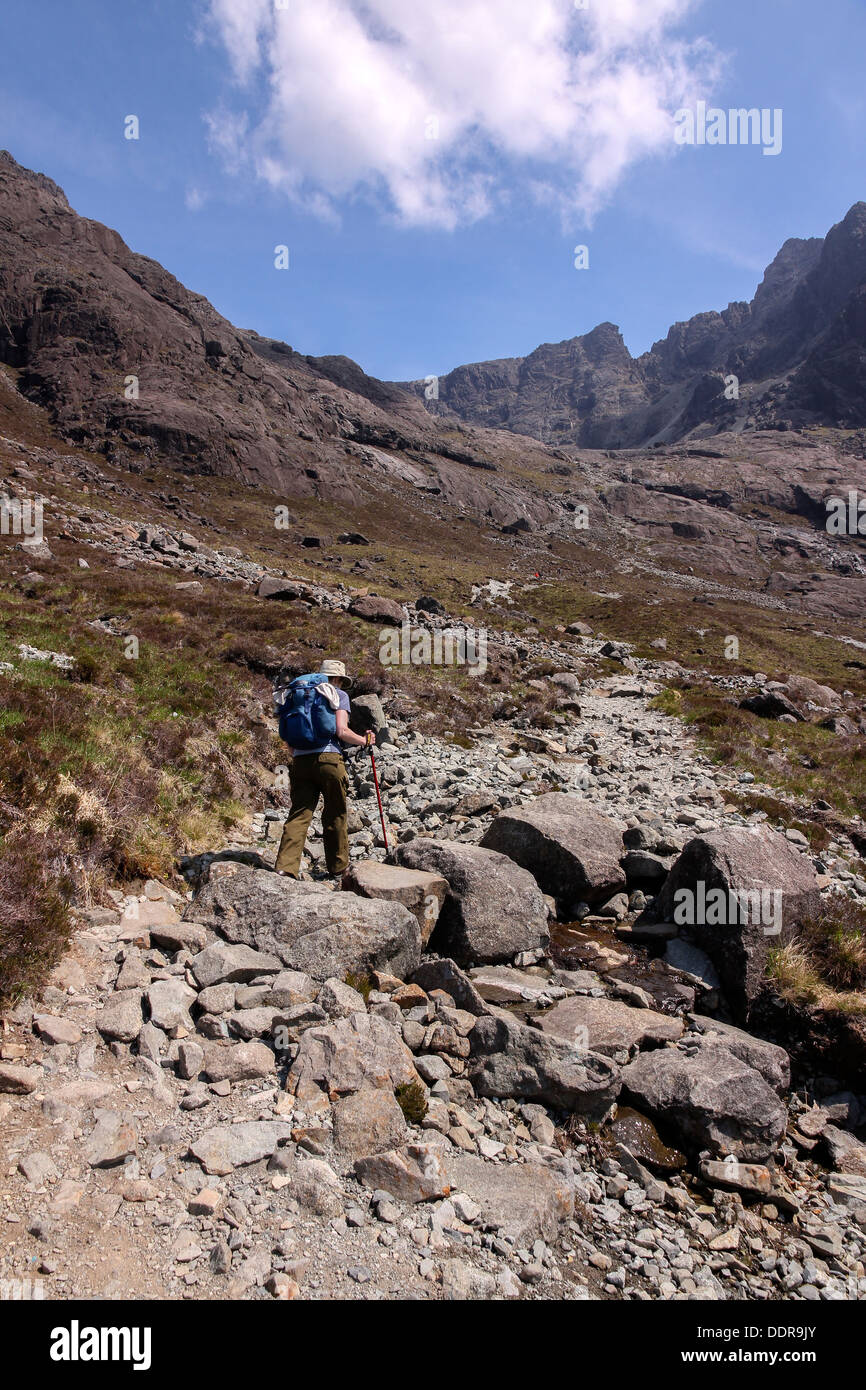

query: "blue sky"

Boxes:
[1, 0, 865, 381]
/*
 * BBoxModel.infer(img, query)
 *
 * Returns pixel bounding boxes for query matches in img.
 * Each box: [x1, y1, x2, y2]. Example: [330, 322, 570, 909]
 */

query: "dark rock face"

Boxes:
[402, 204, 866, 445]
[650, 826, 821, 1023]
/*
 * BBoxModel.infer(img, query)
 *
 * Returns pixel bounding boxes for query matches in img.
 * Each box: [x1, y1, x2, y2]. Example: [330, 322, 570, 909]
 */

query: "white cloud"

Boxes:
[204, 0, 720, 228]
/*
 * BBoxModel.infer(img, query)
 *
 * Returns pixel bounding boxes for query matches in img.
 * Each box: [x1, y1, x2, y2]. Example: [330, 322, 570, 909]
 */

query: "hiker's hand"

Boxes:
[365, 731, 375, 747]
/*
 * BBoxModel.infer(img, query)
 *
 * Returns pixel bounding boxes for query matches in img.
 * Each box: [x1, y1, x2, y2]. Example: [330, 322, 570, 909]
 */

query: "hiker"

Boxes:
[273, 658, 374, 881]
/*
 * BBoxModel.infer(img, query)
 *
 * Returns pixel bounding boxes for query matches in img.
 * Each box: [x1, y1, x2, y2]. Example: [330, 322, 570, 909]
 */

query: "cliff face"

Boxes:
[401, 206, 866, 446]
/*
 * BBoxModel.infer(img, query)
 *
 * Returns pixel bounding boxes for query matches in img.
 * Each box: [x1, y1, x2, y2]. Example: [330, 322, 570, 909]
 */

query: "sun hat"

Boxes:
[320, 658, 353, 686]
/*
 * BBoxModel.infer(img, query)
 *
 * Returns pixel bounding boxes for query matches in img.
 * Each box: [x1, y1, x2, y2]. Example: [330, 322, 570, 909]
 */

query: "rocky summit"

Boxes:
[1, 152, 866, 1307]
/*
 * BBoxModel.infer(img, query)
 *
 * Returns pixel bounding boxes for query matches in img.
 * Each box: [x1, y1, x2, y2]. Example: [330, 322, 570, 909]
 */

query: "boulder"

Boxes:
[348, 694, 392, 744]
[202, 1041, 276, 1083]
[190, 941, 281, 988]
[481, 795, 626, 908]
[188, 867, 421, 981]
[782, 674, 841, 711]
[740, 692, 804, 721]
[0, 1062, 42, 1094]
[97, 989, 143, 1043]
[257, 576, 303, 601]
[470, 1012, 620, 1117]
[332, 1087, 408, 1158]
[392, 840, 548, 965]
[190, 1121, 293, 1175]
[538, 995, 683, 1057]
[650, 825, 820, 1022]
[409, 958, 488, 1016]
[689, 1017, 790, 1092]
[443, 1154, 574, 1243]
[287, 1012, 419, 1098]
[621, 1038, 788, 1162]
[342, 860, 447, 946]
[84, 1110, 137, 1168]
[349, 594, 408, 624]
[354, 1143, 449, 1202]
[146, 979, 196, 1033]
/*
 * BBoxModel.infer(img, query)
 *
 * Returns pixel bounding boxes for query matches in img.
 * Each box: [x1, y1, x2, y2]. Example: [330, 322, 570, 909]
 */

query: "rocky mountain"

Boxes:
[0, 150, 568, 532]
[402, 206, 866, 447]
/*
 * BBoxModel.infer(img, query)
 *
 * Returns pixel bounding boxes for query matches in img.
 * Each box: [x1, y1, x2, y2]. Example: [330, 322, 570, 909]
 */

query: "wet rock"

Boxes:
[621, 1038, 787, 1161]
[481, 794, 626, 909]
[392, 839, 548, 965]
[189, 867, 421, 981]
[470, 1011, 620, 1117]
[609, 1107, 686, 1172]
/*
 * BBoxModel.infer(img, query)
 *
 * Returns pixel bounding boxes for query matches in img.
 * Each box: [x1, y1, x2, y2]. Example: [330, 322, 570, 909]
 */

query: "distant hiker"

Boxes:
[273, 658, 374, 881]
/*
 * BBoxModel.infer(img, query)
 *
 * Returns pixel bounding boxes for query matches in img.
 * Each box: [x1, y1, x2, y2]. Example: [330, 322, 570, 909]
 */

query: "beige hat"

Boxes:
[320, 658, 353, 686]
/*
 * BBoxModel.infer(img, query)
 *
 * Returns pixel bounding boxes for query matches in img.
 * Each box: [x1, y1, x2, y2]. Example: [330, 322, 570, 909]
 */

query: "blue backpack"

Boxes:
[276, 673, 338, 751]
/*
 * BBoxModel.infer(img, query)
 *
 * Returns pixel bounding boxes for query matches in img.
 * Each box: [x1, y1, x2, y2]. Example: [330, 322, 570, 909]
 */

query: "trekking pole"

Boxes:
[369, 745, 389, 850]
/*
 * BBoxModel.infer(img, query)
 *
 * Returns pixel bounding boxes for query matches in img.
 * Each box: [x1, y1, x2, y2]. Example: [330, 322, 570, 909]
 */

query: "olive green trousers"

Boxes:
[275, 751, 349, 877]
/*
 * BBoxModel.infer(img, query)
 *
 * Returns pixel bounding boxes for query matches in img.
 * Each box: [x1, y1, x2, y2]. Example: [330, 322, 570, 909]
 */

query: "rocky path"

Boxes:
[3, 483, 866, 1303]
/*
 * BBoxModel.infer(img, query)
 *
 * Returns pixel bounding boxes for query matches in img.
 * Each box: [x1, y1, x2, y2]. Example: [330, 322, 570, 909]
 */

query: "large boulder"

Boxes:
[621, 1038, 788, 1162]
[443, 1154, 574, 1244]
[186, 866, 421, 981]
[391, 840, 548, 965]
[342, 860, 447, 946]
[650, 825, 820, 1022]
[189, 1121, 293, 1175]
[538, 995, 683, 1057]
[690, 1017, 790, 1092]
[287, 1012, 420, 1098]
[480, 795, 626, 909]
[349, 594, 408, 625]
[470, 1011, 620, 1117]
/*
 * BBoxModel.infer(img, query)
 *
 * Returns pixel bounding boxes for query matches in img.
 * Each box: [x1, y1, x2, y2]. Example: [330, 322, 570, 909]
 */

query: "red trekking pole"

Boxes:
[369, 745, 388, 850]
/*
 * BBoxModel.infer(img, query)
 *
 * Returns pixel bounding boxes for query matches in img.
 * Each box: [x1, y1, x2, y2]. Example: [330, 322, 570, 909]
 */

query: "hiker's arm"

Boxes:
[336, 710, 374, 747]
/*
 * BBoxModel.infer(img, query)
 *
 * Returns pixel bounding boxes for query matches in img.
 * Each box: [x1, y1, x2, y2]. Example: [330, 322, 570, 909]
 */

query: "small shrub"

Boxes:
[0, 835, 74, 1005]
[395, 1080, 428, 1126]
